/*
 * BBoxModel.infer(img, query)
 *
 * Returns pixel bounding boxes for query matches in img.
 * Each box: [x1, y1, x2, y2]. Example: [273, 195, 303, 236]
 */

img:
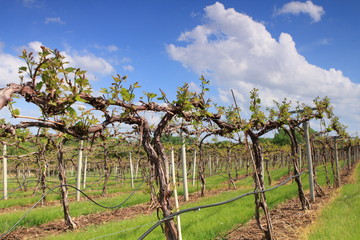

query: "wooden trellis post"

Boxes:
[171, 148, 182, 240]
[303, 121, 315, 202]
[192, 149, 197, 186]
[76, 140, 83, 201]
[181, 132, 189, 201]
[333, 138, 341, 187]
[3, 143, 7, 200]
[129, 152, 134, 189]
[83, 156, 88, 189]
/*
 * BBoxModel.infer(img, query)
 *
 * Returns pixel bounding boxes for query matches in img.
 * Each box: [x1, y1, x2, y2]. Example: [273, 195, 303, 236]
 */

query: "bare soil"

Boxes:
[3, 202, 153, 240]
[2, 170, 355, 240]
[224, 170, 354, 240]
[2, 183, 239, 240]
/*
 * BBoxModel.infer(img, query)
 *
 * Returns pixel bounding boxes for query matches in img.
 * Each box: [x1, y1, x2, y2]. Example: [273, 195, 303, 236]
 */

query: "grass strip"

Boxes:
[0, 170, 250, 233]
[306, 163, 360, 240]
[43, 174, 303, 239]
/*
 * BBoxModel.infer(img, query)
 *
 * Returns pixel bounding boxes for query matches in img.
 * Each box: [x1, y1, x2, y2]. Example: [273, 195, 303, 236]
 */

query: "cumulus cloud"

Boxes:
[122, 65, 134, 72]
[188, 81, 201, 92]
[0, 41, 115, 87]
[167, 2, 360, 133]
[275, 1, 325, 22]
[16, 41, 43, 54]
[0, 44, 25, 86]
[45, 17, 65, 24]
[63, 52, 115, 76]
[91, 44, 119, 52]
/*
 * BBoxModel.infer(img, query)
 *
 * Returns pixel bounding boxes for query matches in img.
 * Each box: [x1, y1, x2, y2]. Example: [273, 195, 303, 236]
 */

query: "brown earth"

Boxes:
[2, 169, 355, 240]
[3, 202, 153, 240]
[224, 169, 354, 240]
[2, 181, 237, 240]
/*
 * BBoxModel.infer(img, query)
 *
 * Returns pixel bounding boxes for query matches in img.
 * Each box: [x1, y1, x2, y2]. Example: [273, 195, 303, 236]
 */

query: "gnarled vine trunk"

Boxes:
[101, 143, 110, 197]
[284, 128, 310, 210]
[56, 139, 77, 229]
[140, 113, 178, 239]
[248, 133, 274, 240]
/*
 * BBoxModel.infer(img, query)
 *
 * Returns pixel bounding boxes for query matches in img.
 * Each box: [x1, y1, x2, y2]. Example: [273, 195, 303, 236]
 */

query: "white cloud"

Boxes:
[167, 2, 360, 133]
[0, 42, 27, 86]
[0, 41, 49, 87]
[188, 81, 201, 92]
[120, 57, 132, 63]
[275, 1, 325, 22]
[64, 52, 115, 76]
[0, 41, 115, 87]
[45, 17, 65, 24]
[122, 64, 134, 72]
[91, 44, 119, 52]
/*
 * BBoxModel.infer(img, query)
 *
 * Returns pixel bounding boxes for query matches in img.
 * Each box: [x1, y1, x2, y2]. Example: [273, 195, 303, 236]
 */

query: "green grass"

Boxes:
[0, 176, 144, 209]
[0, 163, 341, 239]
[0, 191, 148, 233]
[43, 170, 302, 240]
[306, 163, 360, 240]
[0, 169, 252, 234]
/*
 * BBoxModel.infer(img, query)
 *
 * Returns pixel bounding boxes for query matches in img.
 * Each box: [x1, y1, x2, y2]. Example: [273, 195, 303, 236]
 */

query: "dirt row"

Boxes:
[2, 169, 355, 240]
[2, 184, 230, 239]
[224, 170, 354, 240]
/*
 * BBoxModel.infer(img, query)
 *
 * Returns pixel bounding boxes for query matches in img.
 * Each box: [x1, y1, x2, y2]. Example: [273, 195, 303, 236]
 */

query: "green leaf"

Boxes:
[75, 95, 87, 103]
[157, 96, 165, 101]
[12, 108, 20, 116]
[65, 67, 76, 73]
[36, 82, 44, 91]
[100, 88, 109, 94]
[120, 88, 131, 101]
[66, 107, 77, 117]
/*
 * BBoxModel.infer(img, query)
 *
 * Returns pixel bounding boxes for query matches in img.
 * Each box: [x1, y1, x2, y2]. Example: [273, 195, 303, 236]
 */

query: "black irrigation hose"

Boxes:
[64, 180, 145, 209]
[0, 179, 146, 239]
[137, 171, 308, 240]
[0, 187, 23, 200]
[0, 179, 61, 200]
[0, 179, 41, 200]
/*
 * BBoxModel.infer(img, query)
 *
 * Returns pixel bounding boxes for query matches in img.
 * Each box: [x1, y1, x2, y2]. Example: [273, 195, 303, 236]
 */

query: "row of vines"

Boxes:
[0, 47, 358, 239]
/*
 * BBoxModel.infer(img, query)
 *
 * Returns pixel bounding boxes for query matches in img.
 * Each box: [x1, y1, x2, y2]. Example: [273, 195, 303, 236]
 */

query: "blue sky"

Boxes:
[1, 0, 359, 134]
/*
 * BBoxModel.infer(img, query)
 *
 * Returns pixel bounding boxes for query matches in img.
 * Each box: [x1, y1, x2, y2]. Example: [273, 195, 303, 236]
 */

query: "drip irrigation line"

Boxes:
[64, 180, 145, 209]
[0, 179, 41, 199]
[82, 175, 106, 190]
[138, 171, 308, 240]
[0, 188, 49, 239]
[88, 221, 159, 240]
[0, 178, 146, 239]
[0, 179, 62, 200]
[0, 186, 23, 200]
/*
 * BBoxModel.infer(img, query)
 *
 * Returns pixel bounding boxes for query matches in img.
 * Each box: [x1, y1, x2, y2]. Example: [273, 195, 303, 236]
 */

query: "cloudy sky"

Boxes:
[0, 0, 359, 134]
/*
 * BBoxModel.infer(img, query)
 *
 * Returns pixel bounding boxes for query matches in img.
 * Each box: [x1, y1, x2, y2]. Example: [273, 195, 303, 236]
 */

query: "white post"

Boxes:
[181, 132, 189, 201]
[82, 156, 88, 189]
[303, 121, 315, 202]
[192, 149, 197, 186]
[334, 139, 341, 187]
[129, 152, 134, 189]
[171, 148, 182, 240]
[114, 166, 118, 176]
[76, 140, 83, 201]
[298, 146, 302, 169]
[165, 156, 170, 187]
[347, 146, 351, 171]
[135, 158, 139, 179]
[208, 156, 212, 175]
[3, 144, 8, 200]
